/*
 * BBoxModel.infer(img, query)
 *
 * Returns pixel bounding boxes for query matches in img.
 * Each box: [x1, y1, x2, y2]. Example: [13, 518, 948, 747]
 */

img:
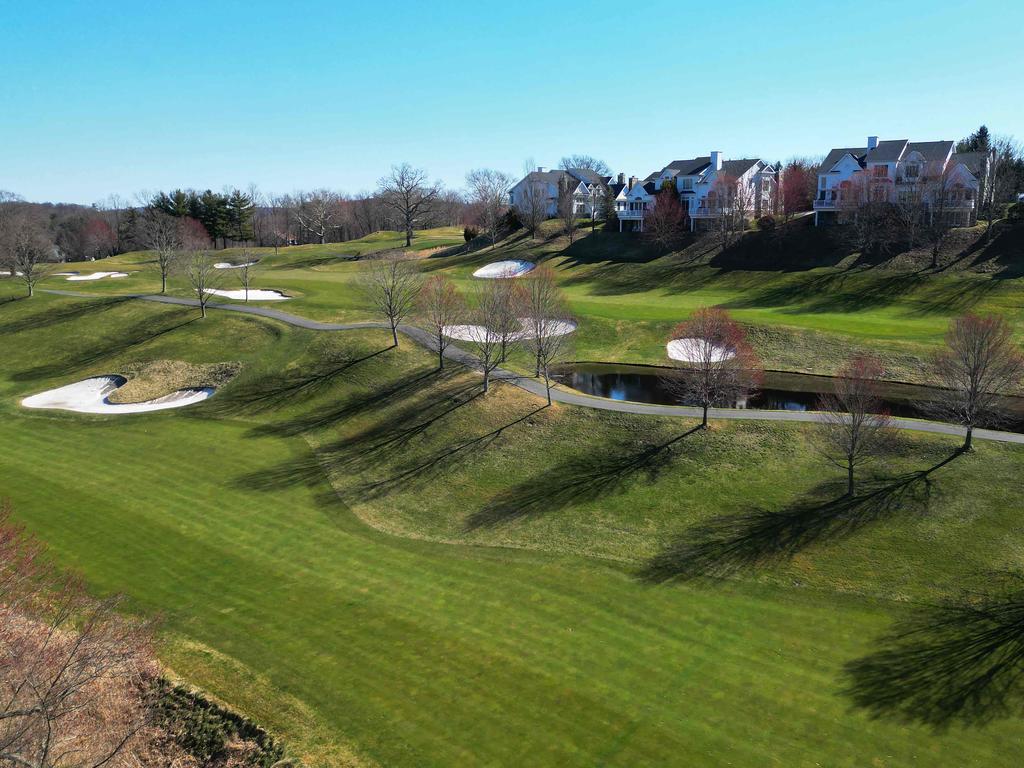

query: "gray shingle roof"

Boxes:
[951, 151, 987, 176]
[521, 170, 567, 185]
[665, 157, 712, 175]
[905, 140, 954, 163]
[866, 139, 909, 164]
[720, 159, 760, 178]
[565, 167, 604, 185]
[818, 148, 867, 174]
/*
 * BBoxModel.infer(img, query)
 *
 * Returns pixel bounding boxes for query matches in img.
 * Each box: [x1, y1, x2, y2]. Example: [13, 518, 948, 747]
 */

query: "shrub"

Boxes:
[757, 214, 776, 231]
[1007, 202, 1024, 222]
[501, 207, 522, 232]
[463, 226, 479, 242]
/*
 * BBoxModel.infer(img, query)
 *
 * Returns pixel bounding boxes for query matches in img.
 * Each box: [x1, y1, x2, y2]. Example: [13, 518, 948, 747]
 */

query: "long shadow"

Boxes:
[639, 451, 960, 584]
[359, 405, 550, 498]
[845, 572, 1024, 728]
[464, 427, 701, 530]
[0, 296, 132, 335]
[12, 311, 197, 381]
[212, 347, 392, 418]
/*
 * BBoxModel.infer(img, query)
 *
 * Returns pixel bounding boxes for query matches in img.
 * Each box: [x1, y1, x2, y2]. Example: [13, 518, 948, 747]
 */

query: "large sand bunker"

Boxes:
[207, 288, 289, 301]
[472, 260, 535, 278]
[22, 376, 214, 414]
[443, 318, 577, 342]
[214, 260, 259, 269]
[65, 271, 130, 281]
[666, 338, 735, 363]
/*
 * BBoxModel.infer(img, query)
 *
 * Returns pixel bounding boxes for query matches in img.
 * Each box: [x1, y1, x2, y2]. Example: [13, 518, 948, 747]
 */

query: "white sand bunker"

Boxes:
[667, 338, 736, 363]
[22, 375, 214, 414]
[443, 318, 577, 342]
[207, 288, 290, 301]
[65, 271, 129, 281]
[472, 260, 535, 278]
[214, 260, 259, 269]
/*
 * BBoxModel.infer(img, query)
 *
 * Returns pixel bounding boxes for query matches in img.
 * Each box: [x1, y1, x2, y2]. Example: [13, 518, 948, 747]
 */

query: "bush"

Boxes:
[463, 226, 479, 242]
[757, 215, 776, 231]
[1007, 202, 1024, 222]
[501, 207, 522, 232]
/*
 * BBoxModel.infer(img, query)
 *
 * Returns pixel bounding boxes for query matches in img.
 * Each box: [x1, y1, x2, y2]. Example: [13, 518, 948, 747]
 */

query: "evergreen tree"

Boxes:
[197, 190, 230, 248]
[226, 189, 255, 243]
[956, 125, 991, 153]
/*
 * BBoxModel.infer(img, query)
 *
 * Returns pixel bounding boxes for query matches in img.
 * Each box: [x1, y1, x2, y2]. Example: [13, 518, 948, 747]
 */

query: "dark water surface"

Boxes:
[553, 363, 1024, 432]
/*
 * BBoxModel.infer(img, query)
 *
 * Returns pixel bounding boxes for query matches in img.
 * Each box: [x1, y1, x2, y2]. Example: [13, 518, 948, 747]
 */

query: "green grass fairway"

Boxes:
[3, 289, 1024, 766]
[41, 220, 1024, 383]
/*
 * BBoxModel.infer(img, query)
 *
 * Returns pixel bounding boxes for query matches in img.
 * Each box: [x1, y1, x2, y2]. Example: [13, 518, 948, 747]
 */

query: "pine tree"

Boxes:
[226, 189, 255, 243]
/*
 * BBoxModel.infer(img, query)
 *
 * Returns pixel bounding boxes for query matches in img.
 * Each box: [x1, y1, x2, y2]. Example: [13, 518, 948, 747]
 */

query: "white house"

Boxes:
[508, 167, 612, 219]
[813, 136, 989, 227]
[616, 152, 777, 232]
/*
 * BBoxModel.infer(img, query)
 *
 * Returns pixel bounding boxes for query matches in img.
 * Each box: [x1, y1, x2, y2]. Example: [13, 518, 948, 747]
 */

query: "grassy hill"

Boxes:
[2, 285, 1024, 766]
[29, 219, 1024, 383]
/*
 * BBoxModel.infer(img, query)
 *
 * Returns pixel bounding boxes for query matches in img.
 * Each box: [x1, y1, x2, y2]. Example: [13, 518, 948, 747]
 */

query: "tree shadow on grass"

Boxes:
[211, 346, 392, 419]
[463, 427, 702, 531]
[12, 311, 197, 381]
[0, 296, 132, 335]
[844, 572, 1024, 729]
[358, 404, 551, 499]
[638, 451, 960, 584]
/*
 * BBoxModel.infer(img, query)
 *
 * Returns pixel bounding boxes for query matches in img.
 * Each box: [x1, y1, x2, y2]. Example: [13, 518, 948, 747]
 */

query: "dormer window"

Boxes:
[904, 163, 919, 179]
[680, 177, 693, 191]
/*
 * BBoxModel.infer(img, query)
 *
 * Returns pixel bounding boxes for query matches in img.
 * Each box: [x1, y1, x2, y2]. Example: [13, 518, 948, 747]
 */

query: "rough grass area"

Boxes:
[108, 359, 241, 403]
[3, 293, 1024, 766]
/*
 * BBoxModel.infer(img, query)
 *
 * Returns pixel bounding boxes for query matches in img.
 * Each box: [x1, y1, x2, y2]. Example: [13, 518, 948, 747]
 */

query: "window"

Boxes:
[681, 177, 693, 191]
[873, 164, 888, 177]
[819, 177, 826, 190]
[904, 163, 919, 179]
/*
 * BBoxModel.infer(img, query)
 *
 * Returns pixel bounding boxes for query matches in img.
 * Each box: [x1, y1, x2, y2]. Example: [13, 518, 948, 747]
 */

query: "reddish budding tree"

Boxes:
[521, 266, 575, 405]
[664, 307, 762, 428]
[643, 190, 685, 250]
[928, 313, 1024, 452]
[417, 274, 465, 369]
[816, 355, 896, 496]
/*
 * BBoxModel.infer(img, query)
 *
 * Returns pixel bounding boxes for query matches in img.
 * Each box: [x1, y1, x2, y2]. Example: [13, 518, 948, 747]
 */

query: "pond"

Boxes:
[552, 363, 1024, 432]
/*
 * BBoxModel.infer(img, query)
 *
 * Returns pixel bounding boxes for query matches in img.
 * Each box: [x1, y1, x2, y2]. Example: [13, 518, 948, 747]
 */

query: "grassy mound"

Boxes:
[3, 292, 1024, 766]
[107, 359, 241, 403]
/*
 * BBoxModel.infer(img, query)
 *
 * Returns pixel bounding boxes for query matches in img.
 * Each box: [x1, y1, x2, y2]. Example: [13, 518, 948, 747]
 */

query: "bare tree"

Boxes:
[928, 313, 1024, 452]
[237, 248, 256, 303]
[465, 168, 513, 247]
[557, 176, 577, 243]
[664, 307, 762, 428]
[816, 355, 896, 496]
[417, 274, 464, 369]
[362, 257, 422, 347]
[1, 502, 157, 768]
[709, 174, 752, 248]
[522, 266, 575, 405]
[558, 155, 611, 177]
[378, 164, 441, 247]
[294, 189, 340, 244]
[186, 251, 221, 319]
[490, 277, 527, 364]
[514, 178, 548, 239]
[643, 189, 685, 250]
[921, 162, 958, 269]
[137, 209, 181, 293]
[983, 136, 1024, 241]
[3, 218, 53, 298]
[466, 280, 512, 394]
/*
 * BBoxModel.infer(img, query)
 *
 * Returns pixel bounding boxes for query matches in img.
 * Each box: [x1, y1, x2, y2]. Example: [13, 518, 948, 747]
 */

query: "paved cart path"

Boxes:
[41, 289, 1024, 446]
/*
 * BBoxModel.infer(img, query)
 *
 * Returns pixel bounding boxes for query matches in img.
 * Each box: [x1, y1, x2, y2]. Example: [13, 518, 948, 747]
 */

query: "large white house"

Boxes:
[813, 136, 990, 227]
[615, 152, 777, 232]
[508, 167, 612, 218]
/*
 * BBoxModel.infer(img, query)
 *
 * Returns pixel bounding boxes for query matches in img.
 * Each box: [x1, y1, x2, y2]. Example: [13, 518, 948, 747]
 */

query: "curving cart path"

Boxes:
[41, 289, 1024, 446]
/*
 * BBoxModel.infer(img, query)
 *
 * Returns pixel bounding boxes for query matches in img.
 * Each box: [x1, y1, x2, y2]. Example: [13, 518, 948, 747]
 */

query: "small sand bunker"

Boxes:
[214, 260, 259, 269]
[22, 376, 213, 414]
[207, 288, 289, 301]
[65, 271, 129, 281]
[443, 318, 576, 342]
[667, 338, 735, 363]
[472, 260, 535, 278]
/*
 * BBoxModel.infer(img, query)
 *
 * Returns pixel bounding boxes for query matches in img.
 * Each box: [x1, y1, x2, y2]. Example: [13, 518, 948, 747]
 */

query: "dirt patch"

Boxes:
[108, 360, 241, 404]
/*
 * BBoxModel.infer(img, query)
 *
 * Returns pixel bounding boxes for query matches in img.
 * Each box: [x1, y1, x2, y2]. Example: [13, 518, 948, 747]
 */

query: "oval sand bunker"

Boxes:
[214, 260, 259, 269]
[443, 318, 577, 342]
[207, 288, 289, 301]
[65, 272, 130, 281]
[666, 338, 736, 363]
[472, 260, 535, 278]
[22, 376, 214, 414]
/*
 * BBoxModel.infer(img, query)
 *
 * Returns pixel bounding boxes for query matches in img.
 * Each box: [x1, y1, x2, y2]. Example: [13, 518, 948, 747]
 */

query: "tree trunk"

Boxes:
[963, 424, 974, 452]
[543, 366, 552, 406]
[391, 322, 399, 348]
[535, 349, 542, 377]
[437, 334, 445, 369]
[847, 462, 855, 497]
[483, 368, 490, 393]
[200, 300, 207, 319]
[406, 229, 412, 248]
[161, 271, 167, 293]
[701, 403, 709, 428]
[27, 282, 33, 298]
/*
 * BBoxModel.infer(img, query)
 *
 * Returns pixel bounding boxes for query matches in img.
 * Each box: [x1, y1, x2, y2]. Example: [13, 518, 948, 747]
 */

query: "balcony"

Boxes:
[690, 206, 726, 218]
[813, 196, 838, 209]
[617, 208, 645, 220]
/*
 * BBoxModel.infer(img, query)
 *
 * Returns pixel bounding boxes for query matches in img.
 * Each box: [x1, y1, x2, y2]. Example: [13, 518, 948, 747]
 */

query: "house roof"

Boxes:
[608, 183, 627, 197]
[520, 170, 567, 186]
[904, 140, 954, 163]
[951, 151, 986, 176]
[565, 167, 605, 185]
[818, 148, 867, 174]
[865, 139, 909, 163]
[665, 157, 713, 175]
[643, 181, 659, 195]
[720, 159, 760, 178]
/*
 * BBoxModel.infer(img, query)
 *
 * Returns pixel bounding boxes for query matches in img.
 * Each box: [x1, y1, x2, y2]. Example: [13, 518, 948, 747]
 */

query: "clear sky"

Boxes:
[2, 0, 1022, 204]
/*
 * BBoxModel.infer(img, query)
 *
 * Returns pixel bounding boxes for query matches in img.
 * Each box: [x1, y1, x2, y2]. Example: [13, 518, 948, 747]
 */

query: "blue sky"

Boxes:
[1, 0, 1021, 204]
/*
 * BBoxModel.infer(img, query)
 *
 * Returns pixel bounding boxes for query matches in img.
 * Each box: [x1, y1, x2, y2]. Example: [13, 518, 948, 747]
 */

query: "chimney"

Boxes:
[628, 175, 638, 189]
[867, 136, 878, 151]
[617, 172, 626, 186]
[537, 166, 548, 173]
[710, 151, 722, 171]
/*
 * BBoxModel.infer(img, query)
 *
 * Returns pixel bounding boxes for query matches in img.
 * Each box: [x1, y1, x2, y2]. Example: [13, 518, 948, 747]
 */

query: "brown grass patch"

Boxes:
[108, 360, 241, 404]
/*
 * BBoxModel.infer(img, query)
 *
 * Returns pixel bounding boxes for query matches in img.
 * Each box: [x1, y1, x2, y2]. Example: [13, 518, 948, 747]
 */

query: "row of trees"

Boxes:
[363, 260, 574, 404]
[667, 307, 1024, 494]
